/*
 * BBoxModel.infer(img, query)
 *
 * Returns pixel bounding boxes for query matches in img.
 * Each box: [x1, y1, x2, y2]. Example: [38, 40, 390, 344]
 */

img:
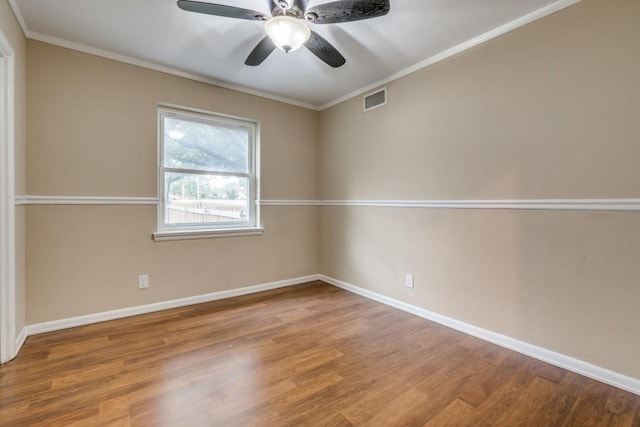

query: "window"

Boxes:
[154, 106, 260, 241]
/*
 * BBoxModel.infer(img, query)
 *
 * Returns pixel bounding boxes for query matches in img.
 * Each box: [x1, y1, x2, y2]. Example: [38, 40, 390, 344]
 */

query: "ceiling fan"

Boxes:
[177, 0, 391, 68]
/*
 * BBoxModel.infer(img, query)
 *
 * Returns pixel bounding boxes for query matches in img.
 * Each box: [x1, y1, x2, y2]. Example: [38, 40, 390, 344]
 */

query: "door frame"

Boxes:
[0, 28, 16, 363]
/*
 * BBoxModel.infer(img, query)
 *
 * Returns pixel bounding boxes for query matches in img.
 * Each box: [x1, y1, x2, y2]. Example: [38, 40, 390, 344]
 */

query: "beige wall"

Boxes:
[26, 41, 319, 323]
[26, 205, 317, 323]
[1, 0, 27, 345]
[319, 0, 640, 378]
[15, 0, 640, 382]
[320, 1, 640, 200]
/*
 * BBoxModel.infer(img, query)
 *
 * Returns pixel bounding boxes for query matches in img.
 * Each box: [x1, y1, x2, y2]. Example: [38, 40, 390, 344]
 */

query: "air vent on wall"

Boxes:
[363, 87, 387, 112]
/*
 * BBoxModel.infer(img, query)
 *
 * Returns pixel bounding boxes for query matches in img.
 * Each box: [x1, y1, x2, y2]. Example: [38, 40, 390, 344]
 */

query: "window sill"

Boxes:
[152, 227, 264, 242]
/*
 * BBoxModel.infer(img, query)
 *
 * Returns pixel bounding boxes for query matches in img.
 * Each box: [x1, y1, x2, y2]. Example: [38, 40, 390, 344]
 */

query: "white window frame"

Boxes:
[153, 105, 262, 242]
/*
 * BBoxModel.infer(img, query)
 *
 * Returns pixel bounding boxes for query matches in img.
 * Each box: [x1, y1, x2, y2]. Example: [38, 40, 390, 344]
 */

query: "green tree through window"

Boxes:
[158, 107, 258, 231]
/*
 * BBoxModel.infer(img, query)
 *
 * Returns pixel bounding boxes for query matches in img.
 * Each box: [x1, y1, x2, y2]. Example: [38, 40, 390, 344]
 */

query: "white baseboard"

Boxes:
[16, 272, 640, 396]
[13, 326, 28, 360]
[320, 274, 640, 396]
[25, 274, 320, 337]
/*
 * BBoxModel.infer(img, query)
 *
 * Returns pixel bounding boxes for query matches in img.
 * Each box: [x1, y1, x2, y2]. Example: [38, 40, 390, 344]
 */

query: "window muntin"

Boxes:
[158, 107, 257, 232]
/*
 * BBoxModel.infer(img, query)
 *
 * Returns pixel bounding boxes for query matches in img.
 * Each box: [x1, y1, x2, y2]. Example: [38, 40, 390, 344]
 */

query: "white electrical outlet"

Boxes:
[405, 274, 414, 289]
[138, 274, 149, 289]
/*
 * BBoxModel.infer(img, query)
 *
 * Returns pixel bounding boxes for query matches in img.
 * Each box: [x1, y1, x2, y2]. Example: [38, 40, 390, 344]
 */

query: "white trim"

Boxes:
[6, 0, 29, 38]
[17, 196, 159, 205]
[259, 200, 324, 206]
[156, 104, 260, 235]
[152, 226, 264, 241]
[319, 0, 583, 110]
[26, 31, 320, 111]
[16, 271, 640, 395]
[14, 196, 640, 211]
[320, 275, 640, 396]
[9, 0, 581, 111]
[25, 274, 320, 336]
[14, 326, 27, 354]
[261, 199, 640, 211]
[0, 28, 16, 363]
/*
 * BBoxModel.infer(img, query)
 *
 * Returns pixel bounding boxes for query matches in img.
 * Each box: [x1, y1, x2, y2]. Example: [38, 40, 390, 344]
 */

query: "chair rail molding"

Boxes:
[260, 198, 640, 211]
[15, 197, 640, 211]
[17, 196, 159, 205]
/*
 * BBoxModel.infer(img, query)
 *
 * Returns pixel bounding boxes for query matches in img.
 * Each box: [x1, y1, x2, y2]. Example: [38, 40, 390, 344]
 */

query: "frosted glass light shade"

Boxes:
[264, 16, 311, 53]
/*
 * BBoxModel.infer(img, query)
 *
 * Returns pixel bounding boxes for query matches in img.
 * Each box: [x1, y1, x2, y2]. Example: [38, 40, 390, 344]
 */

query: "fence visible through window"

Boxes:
[158, 105, 258, 232]
[166, 200, 247, 224]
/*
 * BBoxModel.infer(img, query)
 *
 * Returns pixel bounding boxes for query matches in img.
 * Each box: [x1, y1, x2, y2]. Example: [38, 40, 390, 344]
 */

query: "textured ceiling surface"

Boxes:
[12, 0, 575, 108]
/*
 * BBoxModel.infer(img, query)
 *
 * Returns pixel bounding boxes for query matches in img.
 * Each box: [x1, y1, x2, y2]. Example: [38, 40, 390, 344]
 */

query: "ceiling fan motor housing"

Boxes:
[272, 0, 307, 19]
[178, 0, 390, 68]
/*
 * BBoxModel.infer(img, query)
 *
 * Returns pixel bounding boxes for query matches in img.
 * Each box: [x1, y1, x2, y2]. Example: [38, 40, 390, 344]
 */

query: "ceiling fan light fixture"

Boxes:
[264, 16, 311, 53]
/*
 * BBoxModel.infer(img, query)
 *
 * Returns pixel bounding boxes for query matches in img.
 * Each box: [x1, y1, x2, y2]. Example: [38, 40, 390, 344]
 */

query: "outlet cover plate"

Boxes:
[405, 274, 414, 289]
[138, 275, 149, 289]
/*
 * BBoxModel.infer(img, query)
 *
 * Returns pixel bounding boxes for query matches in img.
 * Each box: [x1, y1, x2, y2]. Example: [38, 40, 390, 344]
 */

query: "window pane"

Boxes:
[163, 116, 249, 173]
[164, 172, 250, 225]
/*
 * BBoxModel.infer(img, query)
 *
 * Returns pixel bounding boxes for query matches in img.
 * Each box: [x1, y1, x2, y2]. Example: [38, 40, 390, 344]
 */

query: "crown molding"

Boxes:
[9, 0, 582, 112]
[27, 31, 321, 111]
[6, 0, 29, 39]
[319, 0, 583, 110]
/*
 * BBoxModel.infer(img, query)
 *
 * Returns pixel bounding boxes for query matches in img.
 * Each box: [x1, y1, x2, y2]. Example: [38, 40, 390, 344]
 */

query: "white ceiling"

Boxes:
[10, 0, 578, 109]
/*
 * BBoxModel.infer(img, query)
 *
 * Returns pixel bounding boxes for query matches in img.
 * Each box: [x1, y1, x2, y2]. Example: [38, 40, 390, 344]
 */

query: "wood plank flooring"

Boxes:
[1, 281, 638, 426]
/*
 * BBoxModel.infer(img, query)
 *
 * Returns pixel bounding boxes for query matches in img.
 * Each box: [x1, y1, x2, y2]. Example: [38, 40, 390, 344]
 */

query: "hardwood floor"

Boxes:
[1, 281, 638, 426]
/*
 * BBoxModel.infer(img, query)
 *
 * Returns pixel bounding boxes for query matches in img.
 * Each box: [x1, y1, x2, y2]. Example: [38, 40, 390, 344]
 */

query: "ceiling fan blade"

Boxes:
[177, 1, 268, 21]
[304, 31, 346, 68]
[304, 0, 390, 24]
[245, 37, 277, 66]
